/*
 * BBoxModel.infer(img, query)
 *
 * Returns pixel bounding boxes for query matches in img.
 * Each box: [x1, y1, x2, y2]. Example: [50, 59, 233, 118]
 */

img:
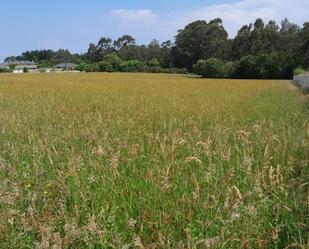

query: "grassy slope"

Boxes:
[0, 73, 308, 248]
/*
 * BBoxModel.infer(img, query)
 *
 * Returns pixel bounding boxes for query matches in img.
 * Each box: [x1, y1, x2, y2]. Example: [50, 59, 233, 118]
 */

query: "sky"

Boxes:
[0, 0, 308, 61]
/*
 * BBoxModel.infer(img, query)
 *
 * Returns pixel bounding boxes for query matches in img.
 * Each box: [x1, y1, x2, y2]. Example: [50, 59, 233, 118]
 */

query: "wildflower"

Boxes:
[8, 218, 14, 225]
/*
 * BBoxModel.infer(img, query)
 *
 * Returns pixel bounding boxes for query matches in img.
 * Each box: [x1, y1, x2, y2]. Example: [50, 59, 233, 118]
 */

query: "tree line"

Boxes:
[4, 18, 309, 79]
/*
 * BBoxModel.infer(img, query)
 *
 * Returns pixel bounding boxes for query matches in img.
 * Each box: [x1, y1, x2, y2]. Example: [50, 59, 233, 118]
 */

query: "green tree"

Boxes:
[159, 40, 173, 68]
[300, 22, 309, 68]
[279, 19, 302, 59]
[51, 49, 73, 64]
[86, 43, 100, 63]
[173, 19, 229, 70]
[114, 35, 136, 50]
[232, 24, 252, 59]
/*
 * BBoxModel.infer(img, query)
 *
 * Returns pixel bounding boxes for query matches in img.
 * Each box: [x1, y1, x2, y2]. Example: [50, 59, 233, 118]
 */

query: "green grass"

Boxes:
[0, 73, 308, 248]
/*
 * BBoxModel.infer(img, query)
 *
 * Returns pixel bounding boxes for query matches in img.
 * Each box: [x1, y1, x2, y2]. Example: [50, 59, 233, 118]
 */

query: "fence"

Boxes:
[293, 74, 309, 93]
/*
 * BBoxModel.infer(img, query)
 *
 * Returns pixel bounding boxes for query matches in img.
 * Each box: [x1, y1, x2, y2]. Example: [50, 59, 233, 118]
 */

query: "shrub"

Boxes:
[38, 62, 50, 69]
[164, 67, 187, 74]
[142, 66, 165, 73]
[234, 55, 256, 78]
[293, 67, 306, 75]
[76, 63, 88, 72]
[84, 63, 99, 72]
[98, 61, 113, 72]
[193, 58, 224, 78]
[222, 61, 236, 78]
[233, 53, 294, 79]
[121, 60, 144, 72]
[193, 60, 207, 76]
[77, 62, 103, 72]
[103, 53, 123, 71]
[147, 58, 160, 67]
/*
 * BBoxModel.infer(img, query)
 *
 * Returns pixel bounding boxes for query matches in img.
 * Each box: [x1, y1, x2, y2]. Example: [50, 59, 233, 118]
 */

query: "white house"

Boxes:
[54, 63, 78, 71]
[12, 61, 38, 73]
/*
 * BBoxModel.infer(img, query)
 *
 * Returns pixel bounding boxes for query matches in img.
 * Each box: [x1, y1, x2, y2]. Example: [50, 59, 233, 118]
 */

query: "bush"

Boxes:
[76, 63, 87, 72]
[103, 53, 123, 71]
[232, 53, 294, 79]
[164, 67, 187, 74]
[147, 58, 160, 67]
[293, 67, 306, 75]
[142, 66, 165, 73]
[222, 61, 236, 78]
[84, 63, 99, 72]
[98, 61, 113, 72]
[38, 62, 51, 69]
[121, 60, 144, 72]
[193, 58, 224, 78]
[233, 55, 259, 79]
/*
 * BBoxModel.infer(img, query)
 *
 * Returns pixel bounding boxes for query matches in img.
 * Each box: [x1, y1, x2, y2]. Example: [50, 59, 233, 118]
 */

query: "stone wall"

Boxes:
[293, 74, 309, 93]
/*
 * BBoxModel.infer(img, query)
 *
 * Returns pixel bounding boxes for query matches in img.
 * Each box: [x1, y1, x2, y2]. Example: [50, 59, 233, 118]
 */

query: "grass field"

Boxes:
[0, 73, 308, 248]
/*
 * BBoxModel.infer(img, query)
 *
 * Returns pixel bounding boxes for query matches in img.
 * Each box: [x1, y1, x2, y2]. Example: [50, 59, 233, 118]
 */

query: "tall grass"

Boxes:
[0, 73, 308, 248]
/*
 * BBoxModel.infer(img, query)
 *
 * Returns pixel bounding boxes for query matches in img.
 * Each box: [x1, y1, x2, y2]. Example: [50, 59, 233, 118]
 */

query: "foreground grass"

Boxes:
[0, 73, 308, 248]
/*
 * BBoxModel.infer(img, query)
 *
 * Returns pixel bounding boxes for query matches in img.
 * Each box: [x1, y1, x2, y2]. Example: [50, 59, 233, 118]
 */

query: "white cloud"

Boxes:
[166, 0, 309, 37]
[110, 9, 159, 23]
[109, 0, 309, 41]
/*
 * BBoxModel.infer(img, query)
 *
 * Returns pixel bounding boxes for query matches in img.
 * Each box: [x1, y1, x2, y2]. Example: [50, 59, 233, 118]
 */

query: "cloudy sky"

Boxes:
[0, 0, 308, 61]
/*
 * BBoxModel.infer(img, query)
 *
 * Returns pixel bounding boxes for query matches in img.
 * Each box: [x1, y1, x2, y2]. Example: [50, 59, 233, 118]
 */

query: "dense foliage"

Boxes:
[4, 18, 309, 78]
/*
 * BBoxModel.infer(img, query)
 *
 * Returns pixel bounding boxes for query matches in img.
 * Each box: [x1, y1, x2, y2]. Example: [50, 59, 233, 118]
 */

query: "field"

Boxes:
[0, 73, 308, 248]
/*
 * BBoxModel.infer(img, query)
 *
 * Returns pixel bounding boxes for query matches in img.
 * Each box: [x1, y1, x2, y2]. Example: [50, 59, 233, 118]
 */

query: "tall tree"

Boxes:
[86, 43, 100, 63]
[159, 40, 173, 68]
[97, 37, 113, 59]
[51, 49, 73, 64]
[172, 19, 229, 70]
[232, 24, 253, 59]
[263, 20, 280, 54]
[300, 22, 309, 68]
[113, 35, 136, 50]
[279, 19, 301, 58]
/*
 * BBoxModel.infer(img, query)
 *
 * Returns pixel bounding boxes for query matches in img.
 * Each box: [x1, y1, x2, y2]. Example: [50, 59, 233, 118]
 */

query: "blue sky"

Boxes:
[0, 0, 308, 61]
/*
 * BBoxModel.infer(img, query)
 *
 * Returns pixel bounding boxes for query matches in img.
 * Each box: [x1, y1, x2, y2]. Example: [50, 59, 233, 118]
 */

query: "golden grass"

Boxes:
[0, 73, 308, 248]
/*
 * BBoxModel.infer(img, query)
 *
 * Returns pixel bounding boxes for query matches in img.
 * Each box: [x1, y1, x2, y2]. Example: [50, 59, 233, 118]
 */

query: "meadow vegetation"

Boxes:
[0, 73, 308, 248]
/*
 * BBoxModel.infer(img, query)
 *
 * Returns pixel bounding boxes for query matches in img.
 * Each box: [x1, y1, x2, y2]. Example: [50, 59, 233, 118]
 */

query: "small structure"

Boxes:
[293, 73, 309, 93]
[12, 61, 38, 73]
[54, 63, 77, 71]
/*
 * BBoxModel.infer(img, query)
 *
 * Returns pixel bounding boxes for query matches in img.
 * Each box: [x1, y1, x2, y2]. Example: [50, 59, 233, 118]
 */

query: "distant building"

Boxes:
[12, 61, 38, 73]
[54, 63, 78, 71]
